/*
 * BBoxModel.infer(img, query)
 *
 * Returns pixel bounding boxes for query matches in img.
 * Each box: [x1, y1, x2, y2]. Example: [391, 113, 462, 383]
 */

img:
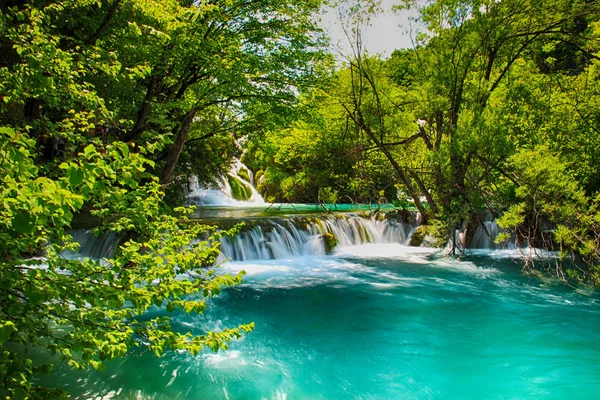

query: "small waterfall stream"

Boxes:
[186, 158, 264, 206]
[66, 229, 121, 259]
[468, 212, 505, 249]
[470, 220, 501, 249]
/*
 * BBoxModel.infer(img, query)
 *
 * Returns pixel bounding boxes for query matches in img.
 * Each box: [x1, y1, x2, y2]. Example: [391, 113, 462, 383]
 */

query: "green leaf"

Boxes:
[0, 321, 17, 344]
[116, 142, 129, 157]
[69, 167, 84, 186]
[12, 213, 35, 234]
[0, 126, 16, 139]
[84, 144, 96, 157]
[166, 302, 175, 313]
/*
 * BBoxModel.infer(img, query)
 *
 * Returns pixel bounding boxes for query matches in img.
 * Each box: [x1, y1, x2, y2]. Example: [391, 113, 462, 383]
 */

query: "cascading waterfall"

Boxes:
[219, 214, 415, 261]
[186, 158, 264, 206]
[66, 214, 415, 262]
[315, 215, 413, 246]
[467, 212, 510, 250]
[66, 212, 508, 262]
[186, 176, 233, 206]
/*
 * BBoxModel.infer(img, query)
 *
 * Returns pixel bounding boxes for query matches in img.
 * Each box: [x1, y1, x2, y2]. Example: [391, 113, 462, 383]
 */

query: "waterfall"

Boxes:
[186, 158, 264, 206]
[66, 229, 121, 259]
[219, 214, 415, 261]
[469, 220, 501, 249]
[65, 214, 418, 263]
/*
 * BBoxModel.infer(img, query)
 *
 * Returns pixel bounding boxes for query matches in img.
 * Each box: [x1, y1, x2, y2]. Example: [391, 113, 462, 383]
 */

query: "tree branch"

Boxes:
[85, 0, 122, 46]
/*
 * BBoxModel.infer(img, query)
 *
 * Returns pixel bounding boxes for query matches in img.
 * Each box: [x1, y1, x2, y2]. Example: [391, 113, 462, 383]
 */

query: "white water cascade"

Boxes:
[186, 158, 264, 206]
[66, 229, 121, 259]
[469, 214, 503, 249]
[68, 214, 415, 262]
[219, 215, 415, 261]
[67, 213, 508, 262]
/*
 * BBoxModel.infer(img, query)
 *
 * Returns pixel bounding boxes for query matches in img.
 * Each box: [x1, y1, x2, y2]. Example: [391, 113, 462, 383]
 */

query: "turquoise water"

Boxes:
[49, 244, 599, 399]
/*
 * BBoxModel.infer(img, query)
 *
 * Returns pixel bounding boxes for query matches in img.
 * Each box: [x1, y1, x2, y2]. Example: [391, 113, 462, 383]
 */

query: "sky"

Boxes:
[319, 0, 420, 58]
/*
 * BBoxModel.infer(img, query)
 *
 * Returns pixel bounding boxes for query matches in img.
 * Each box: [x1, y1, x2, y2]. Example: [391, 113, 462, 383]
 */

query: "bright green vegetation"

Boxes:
[2, 0, 600, 397]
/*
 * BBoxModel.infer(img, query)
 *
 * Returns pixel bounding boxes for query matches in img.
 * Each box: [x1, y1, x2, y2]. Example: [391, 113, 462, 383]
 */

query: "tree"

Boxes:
[0, 127, 252, 398]
[391, 0, 600, 271]
[397, 0, 599, 208]
[0, 0, 328, 396]
[241, 83, 403, 205]
[325, 2, 436, 216]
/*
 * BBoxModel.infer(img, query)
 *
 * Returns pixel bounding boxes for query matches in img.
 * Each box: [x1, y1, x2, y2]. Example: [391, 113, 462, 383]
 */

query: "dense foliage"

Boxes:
[244, 0, 600, 282]
[3, 0, 600, 396]
[0, 0, 326, 397]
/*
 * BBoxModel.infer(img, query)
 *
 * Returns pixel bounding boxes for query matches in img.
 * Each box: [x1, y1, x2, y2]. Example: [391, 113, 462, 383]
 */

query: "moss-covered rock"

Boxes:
[408, 225, 428, 246]
[237, 166, 251, 183]
[356, 211, 371, 219]
[408, 221, 448, 247]
[322, 232, 338, 254]
[255, 169, 263, 182]
[374, 211, 386, 221]
[227, 174, 253, 200]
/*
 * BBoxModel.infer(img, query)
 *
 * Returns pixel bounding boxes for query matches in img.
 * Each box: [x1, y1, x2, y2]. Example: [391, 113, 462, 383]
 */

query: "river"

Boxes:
[46, 206, 600, 399]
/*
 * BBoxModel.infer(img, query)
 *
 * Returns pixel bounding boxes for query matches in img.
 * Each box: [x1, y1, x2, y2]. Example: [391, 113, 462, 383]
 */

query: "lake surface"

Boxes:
[48, 242, 600, 399]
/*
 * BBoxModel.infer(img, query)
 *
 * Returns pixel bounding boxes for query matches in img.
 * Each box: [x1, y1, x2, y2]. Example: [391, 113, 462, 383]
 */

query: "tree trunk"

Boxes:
[160, 110, 196, 186]
[85, 0, 122, 46]
[378, 144, 427, 216]
[410, 170, 438, 215]
[123, 76, 159, 142]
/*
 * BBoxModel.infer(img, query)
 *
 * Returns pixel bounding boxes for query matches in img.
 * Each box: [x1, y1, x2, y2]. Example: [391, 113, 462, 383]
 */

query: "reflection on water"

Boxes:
[190, 203, 394, 220]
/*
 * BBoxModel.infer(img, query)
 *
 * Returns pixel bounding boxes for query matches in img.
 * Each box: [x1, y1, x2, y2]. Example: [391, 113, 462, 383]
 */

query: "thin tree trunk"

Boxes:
[374, 139, 427, 216]
[123, 76, 159, 142]
[410, 170, 438, 215]
[160, 109, 196, 185]
[359, 118, 427, 216]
